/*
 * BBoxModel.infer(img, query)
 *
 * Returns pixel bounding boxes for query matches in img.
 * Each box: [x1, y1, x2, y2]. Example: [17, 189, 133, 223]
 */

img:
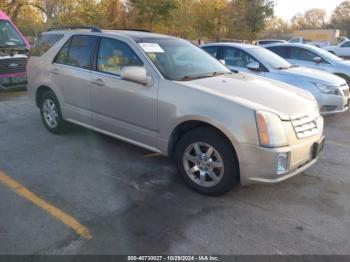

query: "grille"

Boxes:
[292, 113, 320, 139]
[0, 58, 27, 74]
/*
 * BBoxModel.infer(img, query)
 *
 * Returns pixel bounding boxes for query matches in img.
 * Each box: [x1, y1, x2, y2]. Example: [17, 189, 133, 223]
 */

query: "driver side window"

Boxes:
[341, 41, 350, 47]
[222, 47, 258, 68]
[290, 47, 318, 62]
[97, 38, 143, 76]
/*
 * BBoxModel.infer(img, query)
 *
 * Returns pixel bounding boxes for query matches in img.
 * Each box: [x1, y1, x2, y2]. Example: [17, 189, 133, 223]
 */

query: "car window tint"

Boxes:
[97, 38, 143, 76]
[222, 47, 257, 68]
[203, 46, 219, 58]
[267, 46, 288, 58]
[341, 41, 350, 47]
[54, 40, 70, 64]
[30, 34, 64, 56]
[64, 35, 97, 69]
[290, 47, 317, 62]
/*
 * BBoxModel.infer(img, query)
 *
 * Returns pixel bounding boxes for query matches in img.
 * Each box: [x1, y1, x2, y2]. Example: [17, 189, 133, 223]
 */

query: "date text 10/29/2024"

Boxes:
[127, 256, 219, 261]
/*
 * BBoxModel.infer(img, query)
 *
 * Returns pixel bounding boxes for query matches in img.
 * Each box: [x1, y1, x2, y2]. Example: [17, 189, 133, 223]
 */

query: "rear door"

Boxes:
[52, 35, 98, 124]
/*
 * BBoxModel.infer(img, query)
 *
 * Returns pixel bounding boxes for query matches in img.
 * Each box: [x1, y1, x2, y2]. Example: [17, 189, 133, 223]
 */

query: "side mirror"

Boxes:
[313, 56, 322, 63]
[219, 59, 226, 65]
[247, 62, 261, 71]
[121, 66, 152, 86]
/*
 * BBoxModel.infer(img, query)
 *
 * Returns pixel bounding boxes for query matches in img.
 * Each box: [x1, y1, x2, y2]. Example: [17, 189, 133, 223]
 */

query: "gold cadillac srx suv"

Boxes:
[27, 27, 325, 195]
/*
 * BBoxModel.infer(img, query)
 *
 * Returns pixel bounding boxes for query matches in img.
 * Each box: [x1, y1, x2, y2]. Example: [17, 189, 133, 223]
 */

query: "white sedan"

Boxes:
[324, 40, 350, 58]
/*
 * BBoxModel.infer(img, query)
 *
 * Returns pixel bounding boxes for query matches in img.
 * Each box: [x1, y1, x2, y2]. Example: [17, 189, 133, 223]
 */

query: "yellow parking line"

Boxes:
[0, 171, 92, 240]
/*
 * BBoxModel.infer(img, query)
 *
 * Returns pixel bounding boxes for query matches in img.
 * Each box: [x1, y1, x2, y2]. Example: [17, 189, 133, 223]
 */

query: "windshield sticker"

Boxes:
[139, 43, 164, 53]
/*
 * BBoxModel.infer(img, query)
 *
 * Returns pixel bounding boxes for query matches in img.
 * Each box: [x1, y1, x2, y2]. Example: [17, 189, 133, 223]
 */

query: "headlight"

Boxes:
[314, 82, 339, 95]
[255, 111, 288, 148]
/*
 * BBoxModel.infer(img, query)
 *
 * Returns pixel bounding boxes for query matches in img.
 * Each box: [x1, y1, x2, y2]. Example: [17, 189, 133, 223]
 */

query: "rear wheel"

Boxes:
[175, 127, 239, 196]
[40, 91, 68, 134]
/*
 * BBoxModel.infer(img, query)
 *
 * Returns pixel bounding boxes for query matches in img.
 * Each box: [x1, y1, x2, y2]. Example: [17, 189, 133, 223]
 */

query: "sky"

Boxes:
[274, 0, 345, 21]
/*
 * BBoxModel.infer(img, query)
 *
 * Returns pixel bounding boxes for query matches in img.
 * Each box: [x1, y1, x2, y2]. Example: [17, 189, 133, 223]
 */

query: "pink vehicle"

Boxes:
[0, 9, 29, 90]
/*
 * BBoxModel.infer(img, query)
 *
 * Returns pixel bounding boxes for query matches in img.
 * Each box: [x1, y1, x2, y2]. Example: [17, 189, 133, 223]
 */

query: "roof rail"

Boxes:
[48, 26, 102, 33]
[113, 28, 151, 33]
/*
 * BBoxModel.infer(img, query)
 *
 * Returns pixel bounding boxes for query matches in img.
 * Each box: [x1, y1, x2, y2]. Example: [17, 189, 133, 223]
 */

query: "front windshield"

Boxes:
[249, 47, 292, 69]
[307, 45, 343, 62]
[138, 39, 230, 81]
[0, 20, 25, 47]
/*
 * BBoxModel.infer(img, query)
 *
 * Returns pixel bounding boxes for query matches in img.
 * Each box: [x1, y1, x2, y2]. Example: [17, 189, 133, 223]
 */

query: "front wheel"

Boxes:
[175, 127, 240, 196]
[40, 91, 68, 134]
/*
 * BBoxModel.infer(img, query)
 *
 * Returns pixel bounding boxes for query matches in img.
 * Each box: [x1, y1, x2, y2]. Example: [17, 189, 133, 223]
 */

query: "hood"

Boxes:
[338, 60, 350, 67]
[177, 73, 318, 120]
[281, 66, 346, 86]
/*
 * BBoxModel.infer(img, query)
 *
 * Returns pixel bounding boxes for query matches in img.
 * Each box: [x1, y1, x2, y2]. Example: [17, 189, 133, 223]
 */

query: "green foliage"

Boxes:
[1, 0, 274, 40]
[331, 1, 350, 36]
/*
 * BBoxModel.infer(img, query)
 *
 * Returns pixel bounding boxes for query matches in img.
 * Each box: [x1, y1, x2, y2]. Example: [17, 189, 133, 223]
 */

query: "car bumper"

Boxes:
[318, 93, 349, 115]
[237, 134, 324, 185]
[0, 72, 27, 90]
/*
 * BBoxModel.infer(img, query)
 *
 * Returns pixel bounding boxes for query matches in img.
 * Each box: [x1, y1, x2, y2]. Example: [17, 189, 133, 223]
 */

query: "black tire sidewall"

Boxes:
[175, 127, 239, 196]
[40, 91, 66, 134]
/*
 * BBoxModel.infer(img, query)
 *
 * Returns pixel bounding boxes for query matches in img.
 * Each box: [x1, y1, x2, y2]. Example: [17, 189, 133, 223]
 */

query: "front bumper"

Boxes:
[238, 134, 324, 185]
[0, 72, 27, 90]
[318, 91, 349, 115]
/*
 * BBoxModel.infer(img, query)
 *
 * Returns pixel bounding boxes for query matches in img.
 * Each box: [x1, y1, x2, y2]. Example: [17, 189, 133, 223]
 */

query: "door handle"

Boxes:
[91, 79, 105, 86]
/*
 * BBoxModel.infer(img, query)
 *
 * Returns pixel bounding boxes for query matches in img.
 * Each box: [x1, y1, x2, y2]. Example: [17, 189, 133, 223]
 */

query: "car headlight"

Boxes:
[255, 111, 288, 148]
[314, 82, 339, 95]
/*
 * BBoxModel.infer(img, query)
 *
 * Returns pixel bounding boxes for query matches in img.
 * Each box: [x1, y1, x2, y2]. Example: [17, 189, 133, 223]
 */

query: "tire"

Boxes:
[175, 127, 240, 196]
[39, 90, 68, 134]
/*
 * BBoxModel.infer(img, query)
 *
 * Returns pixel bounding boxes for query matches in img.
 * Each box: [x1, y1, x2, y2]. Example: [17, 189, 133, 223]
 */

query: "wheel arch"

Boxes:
[167, 119, 239, 161]
[35, 86, 54, 107]
[334, 73, 350, 86]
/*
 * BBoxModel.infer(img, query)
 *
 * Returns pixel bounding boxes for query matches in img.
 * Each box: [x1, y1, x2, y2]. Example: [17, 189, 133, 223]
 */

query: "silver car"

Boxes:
[265, 43, 350, 87]
[202, 43, 350, 115]
[27, 28, 325, 195]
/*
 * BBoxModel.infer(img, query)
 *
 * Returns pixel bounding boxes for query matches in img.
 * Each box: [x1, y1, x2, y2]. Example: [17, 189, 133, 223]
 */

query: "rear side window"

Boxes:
[30, 34, 64, 56]
[202, 46, 219, 58]
[266, 46, 288, 58]
[54, 35, 97, 69]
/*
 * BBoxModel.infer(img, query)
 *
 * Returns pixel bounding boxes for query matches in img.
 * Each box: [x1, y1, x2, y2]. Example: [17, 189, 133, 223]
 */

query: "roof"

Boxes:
[201, 42, 257, 50]
[45, 28, 178, 42]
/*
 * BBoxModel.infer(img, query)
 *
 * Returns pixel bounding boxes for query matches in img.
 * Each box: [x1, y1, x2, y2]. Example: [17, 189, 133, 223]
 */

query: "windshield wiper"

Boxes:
[177, 71, 233, 81]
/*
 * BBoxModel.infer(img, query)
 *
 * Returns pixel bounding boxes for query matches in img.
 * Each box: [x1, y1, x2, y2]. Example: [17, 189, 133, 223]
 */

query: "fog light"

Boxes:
[277, 153, 288, 174]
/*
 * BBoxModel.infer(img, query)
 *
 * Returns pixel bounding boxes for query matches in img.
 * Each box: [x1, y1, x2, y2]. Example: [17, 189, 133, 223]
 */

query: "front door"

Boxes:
[90, 37, 158, 148]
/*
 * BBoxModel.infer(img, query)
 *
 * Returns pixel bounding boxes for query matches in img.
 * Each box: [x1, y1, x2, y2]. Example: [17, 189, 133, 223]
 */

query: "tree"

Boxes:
[331, 0, 350, 36]
[128, 0, 178, 30]
[226, 0, 274, 40]
[291, 8, 326, 29]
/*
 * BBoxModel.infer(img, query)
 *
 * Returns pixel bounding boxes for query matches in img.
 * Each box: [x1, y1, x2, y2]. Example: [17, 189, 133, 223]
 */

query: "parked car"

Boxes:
[202, 42, 350, 115]
[27, 27, 325, 195]
[256, 39, 287, 46]
[289, 37, 329, 48]
[265, 43, 350, 87]
[0, 9, 29, 90]
[323, 40, 350, 58]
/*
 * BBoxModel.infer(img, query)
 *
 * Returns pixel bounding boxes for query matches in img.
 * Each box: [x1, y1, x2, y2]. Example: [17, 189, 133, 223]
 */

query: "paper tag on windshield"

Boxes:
[139, 43, 164, 53]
